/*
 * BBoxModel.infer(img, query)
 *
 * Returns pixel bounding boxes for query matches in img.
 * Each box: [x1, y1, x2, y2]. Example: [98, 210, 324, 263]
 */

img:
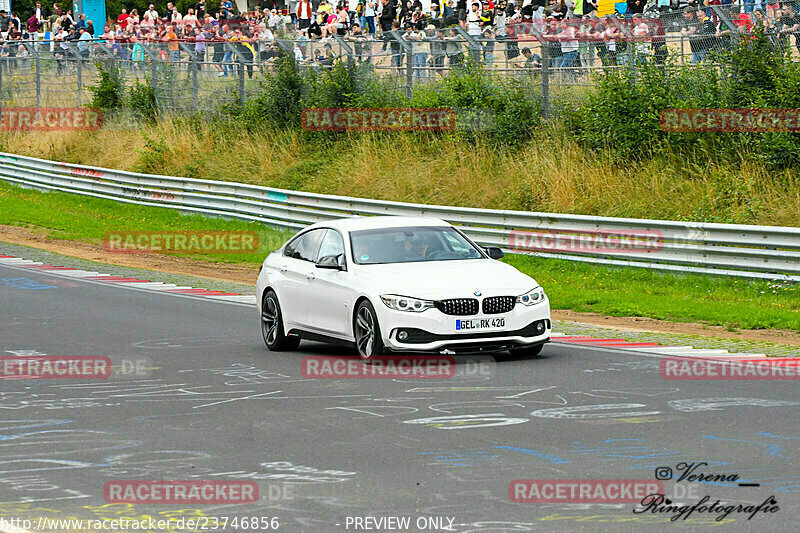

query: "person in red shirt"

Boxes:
[26, 13, 41, 49]
[734, 9, 754, 33]
[117, 8, 131, 29]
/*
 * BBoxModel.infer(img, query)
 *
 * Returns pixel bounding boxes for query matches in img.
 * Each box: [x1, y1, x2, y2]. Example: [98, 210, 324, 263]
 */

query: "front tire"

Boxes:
[354, 300, 384, 361]
[261, 290, 300, 351]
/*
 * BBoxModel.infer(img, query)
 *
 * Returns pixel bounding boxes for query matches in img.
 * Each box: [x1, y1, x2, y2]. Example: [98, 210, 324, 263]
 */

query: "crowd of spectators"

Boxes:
[0, 0, 798, 75]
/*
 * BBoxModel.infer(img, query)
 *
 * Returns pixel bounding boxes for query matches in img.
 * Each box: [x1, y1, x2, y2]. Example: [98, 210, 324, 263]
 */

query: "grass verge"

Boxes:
[1, 180, 797, 332]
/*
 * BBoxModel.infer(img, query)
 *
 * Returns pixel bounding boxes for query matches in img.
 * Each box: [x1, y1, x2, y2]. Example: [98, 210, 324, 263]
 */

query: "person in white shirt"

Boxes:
[183, 8, 198, 27]
[171, 8, 183, 26]
[364, 0, 377, 35]
[146, 5, 158, 22]
[297, 0, 313, 30]
[268, 9, 281, 29]
[466, 2, 482, 36]
[257, 22, 274, 54]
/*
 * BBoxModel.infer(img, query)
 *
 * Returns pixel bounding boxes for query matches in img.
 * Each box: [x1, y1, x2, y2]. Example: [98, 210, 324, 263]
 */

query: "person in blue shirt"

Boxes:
[76, 26, 91, 58]
[222, 0, 234, 19]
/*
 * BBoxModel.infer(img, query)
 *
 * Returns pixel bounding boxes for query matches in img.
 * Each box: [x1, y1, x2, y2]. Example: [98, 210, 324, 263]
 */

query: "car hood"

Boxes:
[353, 259, 538, 299]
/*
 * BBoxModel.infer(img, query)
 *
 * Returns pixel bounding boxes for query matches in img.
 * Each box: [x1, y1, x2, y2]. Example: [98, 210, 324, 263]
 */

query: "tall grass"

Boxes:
[3, 117, 799, 227]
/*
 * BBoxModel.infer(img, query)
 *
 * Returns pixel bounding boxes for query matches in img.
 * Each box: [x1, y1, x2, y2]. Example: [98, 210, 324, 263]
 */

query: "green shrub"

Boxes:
[88, 61, 124, 110]
[128, 80, 158, 123]
[572, 31, 800, 168]
[229, 54, 305, 129]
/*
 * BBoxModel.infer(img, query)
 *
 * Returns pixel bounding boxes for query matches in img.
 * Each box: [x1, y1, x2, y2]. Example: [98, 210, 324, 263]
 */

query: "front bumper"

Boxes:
[378, 301, 551, 353]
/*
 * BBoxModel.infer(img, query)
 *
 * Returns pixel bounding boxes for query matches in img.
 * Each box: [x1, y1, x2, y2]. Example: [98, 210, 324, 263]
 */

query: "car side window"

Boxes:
[283, 237, 298, 258]
[284, 229, 325, 262]
[317, 230, 346, 267]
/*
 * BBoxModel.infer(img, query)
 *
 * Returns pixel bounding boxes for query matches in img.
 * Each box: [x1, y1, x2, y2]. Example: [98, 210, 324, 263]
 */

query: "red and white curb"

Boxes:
[0, 254, 258, 305]
[551, 333, 771, 359]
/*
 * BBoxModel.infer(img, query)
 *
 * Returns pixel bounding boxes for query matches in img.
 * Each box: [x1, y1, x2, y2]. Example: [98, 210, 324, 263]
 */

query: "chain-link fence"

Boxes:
[1, 6, 798, 119]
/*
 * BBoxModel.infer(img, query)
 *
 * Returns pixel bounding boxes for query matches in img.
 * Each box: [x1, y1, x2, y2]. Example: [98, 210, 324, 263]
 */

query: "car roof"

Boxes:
[307, 216, 452, 233]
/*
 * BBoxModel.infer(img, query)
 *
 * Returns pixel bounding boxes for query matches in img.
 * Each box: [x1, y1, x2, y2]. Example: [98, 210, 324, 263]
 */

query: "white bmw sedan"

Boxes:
[256, 216, 551, 359]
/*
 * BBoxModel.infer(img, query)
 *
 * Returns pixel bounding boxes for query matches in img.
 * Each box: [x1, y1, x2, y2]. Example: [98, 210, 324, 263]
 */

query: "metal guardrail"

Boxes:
[1, 151, 799, 282]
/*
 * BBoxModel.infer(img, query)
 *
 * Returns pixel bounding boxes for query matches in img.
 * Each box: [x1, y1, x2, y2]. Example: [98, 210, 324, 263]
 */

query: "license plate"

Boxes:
[455, 317, 506, 331]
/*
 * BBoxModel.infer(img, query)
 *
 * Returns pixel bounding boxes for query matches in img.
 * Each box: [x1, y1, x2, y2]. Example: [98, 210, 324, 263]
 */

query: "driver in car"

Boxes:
[403, 237, 429, 259]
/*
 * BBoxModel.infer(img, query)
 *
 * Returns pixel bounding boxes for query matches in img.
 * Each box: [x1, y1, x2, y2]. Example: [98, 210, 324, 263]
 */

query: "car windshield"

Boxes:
[350, 226, 484, 264]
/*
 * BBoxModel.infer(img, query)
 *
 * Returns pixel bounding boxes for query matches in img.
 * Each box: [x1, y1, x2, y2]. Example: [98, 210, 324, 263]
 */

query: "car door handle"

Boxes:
[279, 265, 288, 273]
[306, 272, 316, 280]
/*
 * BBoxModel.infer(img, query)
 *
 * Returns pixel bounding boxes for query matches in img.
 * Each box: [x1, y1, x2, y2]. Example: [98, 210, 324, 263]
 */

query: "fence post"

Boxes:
[224, 42, 246, 105]
[333, 35, 355, 66]
[387, 30, 412, 99]
[607, 16, 634, 68]
[238, 50, 246, 105]
[179, 43, 199, 112]
[65, 43, 82, 107]
[275, 39, 297, 64]
[137, 43, 161, 108]
[528, 26, 549, 120]
[541, 42, 549, 120]
[453, 26, 482, 64]
[24, 42, 41, 109]
[193, 56, 199, 111]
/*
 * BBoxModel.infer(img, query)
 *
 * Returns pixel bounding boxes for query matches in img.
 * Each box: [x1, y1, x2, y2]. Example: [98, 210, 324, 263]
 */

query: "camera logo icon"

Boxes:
[655, 467, 673, 481]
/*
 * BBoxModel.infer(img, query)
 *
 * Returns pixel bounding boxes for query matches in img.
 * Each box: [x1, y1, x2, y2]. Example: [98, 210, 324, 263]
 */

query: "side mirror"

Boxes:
[484, 246, 504, 260]
[316, 254, 344, 270]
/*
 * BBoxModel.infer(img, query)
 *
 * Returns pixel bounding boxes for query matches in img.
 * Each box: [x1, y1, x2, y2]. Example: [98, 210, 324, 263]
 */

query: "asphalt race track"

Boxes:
[1, 258, 799, 533]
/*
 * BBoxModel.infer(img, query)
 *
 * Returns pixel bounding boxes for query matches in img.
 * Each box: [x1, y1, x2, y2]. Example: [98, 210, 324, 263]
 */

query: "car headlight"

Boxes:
[380, 294, 434, 312]
[516, 287, 546, 306]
